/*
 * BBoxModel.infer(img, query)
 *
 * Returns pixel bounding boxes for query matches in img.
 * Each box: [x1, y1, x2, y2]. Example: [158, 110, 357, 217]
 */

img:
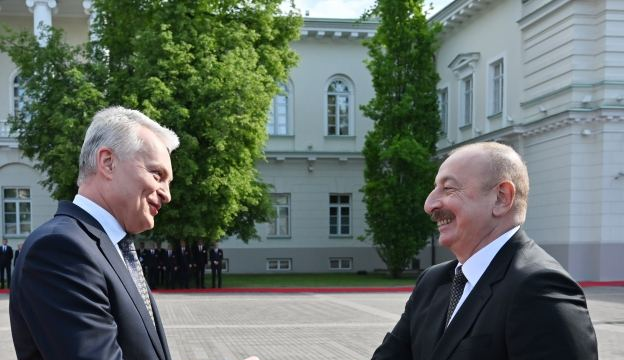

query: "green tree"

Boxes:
[0, 0, 302, 244]
[361, 0, 441, 277]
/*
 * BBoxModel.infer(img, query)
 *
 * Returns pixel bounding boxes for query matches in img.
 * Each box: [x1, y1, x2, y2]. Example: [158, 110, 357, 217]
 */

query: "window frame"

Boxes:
[489, 58, 504, 116]
[460, 74, 473, 127]
[438, 87, 449, 134]
[267, 82, 293, 136]
[266, 258, 292, 271]
[3, 187, 32, 237]
[324, 76, 355, 136]
[329, 193, 351, 236]
[268, 193, 291, 238]
[329, 257, 353, 270]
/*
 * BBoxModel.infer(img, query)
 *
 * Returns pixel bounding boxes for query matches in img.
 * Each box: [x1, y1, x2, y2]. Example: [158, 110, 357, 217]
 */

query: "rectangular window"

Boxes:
[438, 88, 448, 134]
[329, 194, 351, 236]
[3, 187, 31, 236]
[490, 59, 504, 115]
[329, 257, 353, 270]
[266, 258, 292, 271]
[269, 194, 290, 237]
[461, 75, 473, 126]
[221, 259, 229, 272]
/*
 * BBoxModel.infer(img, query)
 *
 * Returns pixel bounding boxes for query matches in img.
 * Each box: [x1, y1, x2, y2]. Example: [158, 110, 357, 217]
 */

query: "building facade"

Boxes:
[431, 0, 624, 281]
[3, 0, 621, 280]
[222, 18, 388, 273]
[0, 1, 388, 273]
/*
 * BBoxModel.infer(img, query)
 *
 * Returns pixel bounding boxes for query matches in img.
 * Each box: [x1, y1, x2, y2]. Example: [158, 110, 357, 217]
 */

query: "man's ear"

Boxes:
[492, 180, 515, 217]
[97, 147, 115, 180]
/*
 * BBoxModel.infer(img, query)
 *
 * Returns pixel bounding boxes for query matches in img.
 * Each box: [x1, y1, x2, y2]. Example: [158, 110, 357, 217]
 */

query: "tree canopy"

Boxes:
[361, 0, 441, 277]
[0, 0, 303, 243]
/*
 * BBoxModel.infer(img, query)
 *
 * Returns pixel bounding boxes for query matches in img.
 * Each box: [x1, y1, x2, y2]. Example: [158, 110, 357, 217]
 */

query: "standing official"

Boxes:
[163, 244, 178, 289]
[193, 241, 208, 288]
[210, 242, 224, 288]
[145, 243, 160, 289]
[177, 240, 192, 289]
[0, 239, 13, 289]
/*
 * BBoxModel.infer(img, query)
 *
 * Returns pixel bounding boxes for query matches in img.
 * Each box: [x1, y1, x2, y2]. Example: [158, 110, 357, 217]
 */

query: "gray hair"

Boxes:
[77, 106, 180, 186]
[451, 142, 529, 222]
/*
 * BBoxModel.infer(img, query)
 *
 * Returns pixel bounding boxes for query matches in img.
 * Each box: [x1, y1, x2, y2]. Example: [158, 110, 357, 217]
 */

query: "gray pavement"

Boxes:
[0, 287, 622, 359]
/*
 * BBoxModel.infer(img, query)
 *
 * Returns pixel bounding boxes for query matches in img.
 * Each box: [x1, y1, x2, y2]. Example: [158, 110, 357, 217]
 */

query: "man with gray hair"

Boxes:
[10, 106, 177, 359]
[372, 141, 597, 359]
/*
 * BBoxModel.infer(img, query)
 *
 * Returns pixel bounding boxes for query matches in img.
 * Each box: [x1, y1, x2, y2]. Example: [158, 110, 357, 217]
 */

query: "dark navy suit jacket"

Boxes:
[10, 201, 171, 360]
[372, 230, 598, 360]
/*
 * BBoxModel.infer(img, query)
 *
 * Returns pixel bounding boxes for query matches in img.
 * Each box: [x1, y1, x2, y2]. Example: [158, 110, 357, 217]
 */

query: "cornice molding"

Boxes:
[522, 112, 624, 137]
[301, 18, 377, 40]
[429, 0, 494, 34]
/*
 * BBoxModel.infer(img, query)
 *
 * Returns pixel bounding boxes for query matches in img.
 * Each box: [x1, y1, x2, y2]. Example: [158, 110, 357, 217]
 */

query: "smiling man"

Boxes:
[371, 142, 598, 360]
[10, 107, 179, 360]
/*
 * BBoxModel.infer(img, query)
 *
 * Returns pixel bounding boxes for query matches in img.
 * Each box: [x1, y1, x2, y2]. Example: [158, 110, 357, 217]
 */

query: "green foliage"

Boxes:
[361, 0, 441, 277]
[0, 0, 302, 243]
[0, 27, 107, 199]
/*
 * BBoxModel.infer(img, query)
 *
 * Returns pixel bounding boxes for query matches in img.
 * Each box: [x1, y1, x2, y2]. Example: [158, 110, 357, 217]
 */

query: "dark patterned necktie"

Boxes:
[118, 236, 154, 324]
[446, 265, 467, 327]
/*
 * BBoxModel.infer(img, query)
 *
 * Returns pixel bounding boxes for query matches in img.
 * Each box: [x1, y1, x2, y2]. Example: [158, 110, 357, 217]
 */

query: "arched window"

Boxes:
[13, 75, 26, 117]
[325, 77, 353, 136]
[267, 83, 289, 135]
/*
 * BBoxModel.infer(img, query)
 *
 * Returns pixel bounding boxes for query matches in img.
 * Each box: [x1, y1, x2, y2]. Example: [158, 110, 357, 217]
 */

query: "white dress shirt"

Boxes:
[448, 225, 520, 324]
[73, 194, 127, 261]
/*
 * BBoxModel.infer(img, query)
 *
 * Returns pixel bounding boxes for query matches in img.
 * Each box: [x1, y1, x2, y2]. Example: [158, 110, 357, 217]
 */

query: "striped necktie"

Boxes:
[118, 236, 154, 324]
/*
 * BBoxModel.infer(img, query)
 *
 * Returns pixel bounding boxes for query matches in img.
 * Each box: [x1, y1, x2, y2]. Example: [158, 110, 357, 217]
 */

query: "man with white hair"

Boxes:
[11, 106, 179, 359]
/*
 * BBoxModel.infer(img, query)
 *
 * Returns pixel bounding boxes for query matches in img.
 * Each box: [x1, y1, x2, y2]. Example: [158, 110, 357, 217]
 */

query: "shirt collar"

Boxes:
[460, 226, 520, 287]
[73, 194, 127, 245]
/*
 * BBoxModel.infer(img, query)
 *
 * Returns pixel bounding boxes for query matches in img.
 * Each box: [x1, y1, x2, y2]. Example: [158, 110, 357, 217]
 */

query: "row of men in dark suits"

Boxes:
[137, 240, 223, 289]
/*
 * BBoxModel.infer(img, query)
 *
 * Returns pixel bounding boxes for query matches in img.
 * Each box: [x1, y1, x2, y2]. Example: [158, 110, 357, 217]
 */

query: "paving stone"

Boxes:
[0, 287, 621, 359]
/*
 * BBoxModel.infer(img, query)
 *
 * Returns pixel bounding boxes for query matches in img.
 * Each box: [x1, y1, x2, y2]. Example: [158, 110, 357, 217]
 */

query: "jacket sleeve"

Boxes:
[506, 270, 598, 360]
[11, 232, 123, 360]
[371, 270, 431, 360]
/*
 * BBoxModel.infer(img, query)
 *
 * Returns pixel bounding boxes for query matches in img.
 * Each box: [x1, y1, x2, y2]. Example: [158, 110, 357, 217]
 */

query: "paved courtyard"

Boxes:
[0, 287, 622, 359]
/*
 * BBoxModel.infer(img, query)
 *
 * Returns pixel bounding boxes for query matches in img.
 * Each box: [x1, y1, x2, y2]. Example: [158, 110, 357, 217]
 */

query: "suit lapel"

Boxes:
[420, 276, 453, 360]
[57, 201, 167, 360]
[431, 231, 524, 360]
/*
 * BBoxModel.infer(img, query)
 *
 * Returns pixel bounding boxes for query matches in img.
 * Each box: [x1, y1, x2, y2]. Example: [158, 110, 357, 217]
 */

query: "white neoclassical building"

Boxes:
[2, 0, 622, 280]
[0, 1, 388, 274]
[431, 0, 624, 281]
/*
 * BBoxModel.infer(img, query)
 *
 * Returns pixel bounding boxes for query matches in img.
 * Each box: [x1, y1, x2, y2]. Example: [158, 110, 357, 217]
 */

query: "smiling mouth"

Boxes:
[148, 202, 160, 215]
[431, 209, 454, 227]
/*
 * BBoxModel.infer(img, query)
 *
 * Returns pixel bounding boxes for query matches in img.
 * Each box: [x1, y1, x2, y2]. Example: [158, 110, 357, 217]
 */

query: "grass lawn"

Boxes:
[217, 273, 418, 288]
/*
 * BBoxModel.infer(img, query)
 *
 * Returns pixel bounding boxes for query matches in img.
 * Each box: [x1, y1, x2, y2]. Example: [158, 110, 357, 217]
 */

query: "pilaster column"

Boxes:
[25, 0, 57, 46]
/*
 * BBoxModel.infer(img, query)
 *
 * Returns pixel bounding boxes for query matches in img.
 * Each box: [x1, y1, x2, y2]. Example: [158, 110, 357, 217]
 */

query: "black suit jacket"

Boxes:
[0, 245, 13, 266]
[10, 201, 171, 360]
[210, 248, 223, 268]
[372, 230, 598, 360]
[193, 246, 208, 268]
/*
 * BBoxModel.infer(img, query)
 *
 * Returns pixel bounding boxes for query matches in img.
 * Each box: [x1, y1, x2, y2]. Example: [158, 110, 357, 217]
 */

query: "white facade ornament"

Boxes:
[25, 0, 57, 46]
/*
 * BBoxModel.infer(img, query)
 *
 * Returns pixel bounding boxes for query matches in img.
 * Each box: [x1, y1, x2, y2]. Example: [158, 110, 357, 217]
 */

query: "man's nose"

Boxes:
[158, 183, 171, 204]
[423, 189, 437, 215]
